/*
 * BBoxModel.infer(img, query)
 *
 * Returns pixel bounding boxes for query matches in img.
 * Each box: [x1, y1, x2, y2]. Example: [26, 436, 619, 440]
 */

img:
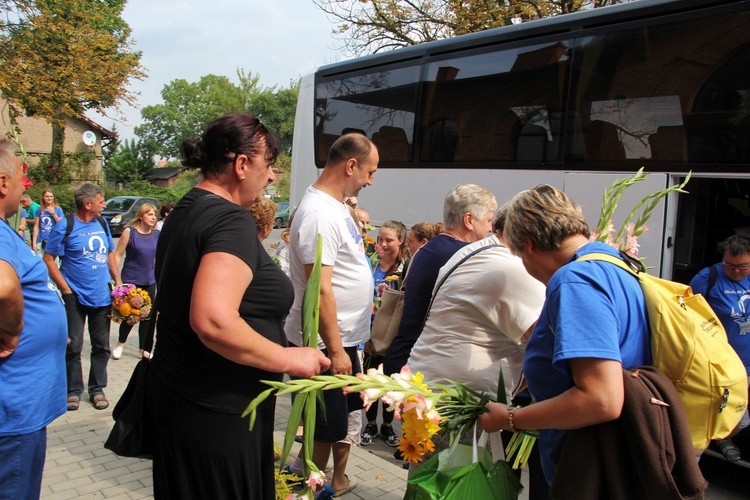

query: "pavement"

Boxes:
[39, 326, 414, 499]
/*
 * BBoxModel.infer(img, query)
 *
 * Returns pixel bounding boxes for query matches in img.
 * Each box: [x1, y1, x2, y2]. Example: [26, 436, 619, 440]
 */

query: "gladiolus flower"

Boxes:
[305, 470, 326, 489]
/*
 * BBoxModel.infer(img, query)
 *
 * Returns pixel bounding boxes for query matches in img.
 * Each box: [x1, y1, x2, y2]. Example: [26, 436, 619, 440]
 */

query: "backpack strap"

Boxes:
[62, 214, 110, 244]
[577, 251, 641, 277]
[421, 244, 502, 333]
[705, 265, 718, 297]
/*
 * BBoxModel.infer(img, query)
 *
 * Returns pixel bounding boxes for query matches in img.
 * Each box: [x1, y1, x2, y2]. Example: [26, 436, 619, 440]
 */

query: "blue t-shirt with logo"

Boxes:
[38, 207, 64, 243]
[690, 264, 750, 374]
[0, 220, 67, 435]
[45, 216, 115, 308]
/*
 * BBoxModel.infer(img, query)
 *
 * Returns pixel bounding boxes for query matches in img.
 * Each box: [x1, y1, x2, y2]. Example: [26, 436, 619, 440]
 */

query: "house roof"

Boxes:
[79, 115, 116, 139]
[145, 167, 182, 180]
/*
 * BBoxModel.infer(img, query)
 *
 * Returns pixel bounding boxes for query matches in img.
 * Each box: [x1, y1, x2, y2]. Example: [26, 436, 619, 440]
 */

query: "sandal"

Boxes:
[332, 474, 357, 497]
[90, 393, 109, 410]
[67, 396, 79, 411]
[716, 438, 741, 461]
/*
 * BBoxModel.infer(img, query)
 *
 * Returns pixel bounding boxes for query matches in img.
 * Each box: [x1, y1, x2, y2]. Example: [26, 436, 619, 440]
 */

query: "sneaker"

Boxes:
[112, 342, 124, 360]
[360, 423, 378, 446]
[380, 423, 399, 447]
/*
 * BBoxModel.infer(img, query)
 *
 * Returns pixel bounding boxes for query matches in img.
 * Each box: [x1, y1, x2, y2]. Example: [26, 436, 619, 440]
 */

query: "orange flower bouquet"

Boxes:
[110, 284, 152, 325]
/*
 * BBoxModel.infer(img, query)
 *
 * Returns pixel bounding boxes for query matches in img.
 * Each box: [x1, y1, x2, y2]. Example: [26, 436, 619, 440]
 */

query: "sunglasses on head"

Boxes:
[228, 117, 266, 162]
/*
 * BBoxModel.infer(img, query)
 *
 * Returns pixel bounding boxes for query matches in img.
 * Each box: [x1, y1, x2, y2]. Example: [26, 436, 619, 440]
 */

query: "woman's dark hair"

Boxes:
[180, 113, 280, 177]
[159, 203, 173, 219]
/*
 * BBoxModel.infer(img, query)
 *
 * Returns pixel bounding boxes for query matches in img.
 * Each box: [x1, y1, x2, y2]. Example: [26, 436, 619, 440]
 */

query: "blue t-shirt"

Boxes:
[690, 264, 750, 374]
[524, 242, 651, 484]
[0, 221, 67, 435]
[45, 216, 115, 308]
[19, 207, 28, 240]
[38, 207, 64, 243]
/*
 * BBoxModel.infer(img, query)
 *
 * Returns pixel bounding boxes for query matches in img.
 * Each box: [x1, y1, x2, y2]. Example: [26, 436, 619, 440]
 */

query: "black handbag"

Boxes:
[104, 357, 152, 458]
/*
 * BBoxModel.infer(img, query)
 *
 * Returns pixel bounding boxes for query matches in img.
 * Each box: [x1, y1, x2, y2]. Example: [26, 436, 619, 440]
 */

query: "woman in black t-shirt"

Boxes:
[145, 114, 329, 499]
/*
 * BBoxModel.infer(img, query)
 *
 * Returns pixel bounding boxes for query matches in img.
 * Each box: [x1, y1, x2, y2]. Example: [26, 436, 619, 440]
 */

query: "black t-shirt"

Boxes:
[152, 188, 294, 414]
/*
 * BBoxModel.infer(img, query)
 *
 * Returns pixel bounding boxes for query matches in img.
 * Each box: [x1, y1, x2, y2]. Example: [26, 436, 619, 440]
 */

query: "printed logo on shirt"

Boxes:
[41, 215, 54, 232]
[730, 293, 750, 334]
[345, 215, 365, 253]
[81, 234, 108, 265]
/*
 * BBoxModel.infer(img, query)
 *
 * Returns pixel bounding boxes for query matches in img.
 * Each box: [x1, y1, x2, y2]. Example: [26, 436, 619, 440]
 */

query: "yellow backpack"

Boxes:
[578, 252, 748, 451]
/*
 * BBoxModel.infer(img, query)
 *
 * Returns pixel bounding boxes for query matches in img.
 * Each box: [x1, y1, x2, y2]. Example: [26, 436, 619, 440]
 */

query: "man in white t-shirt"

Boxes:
[285, 133, 378, 496]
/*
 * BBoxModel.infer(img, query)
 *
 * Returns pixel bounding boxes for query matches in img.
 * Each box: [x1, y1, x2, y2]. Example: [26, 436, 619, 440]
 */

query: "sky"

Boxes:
[91, 0, 348, 141]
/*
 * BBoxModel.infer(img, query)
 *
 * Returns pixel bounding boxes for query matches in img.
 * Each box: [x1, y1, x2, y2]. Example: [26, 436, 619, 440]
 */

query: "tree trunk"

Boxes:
[49, 120, 66, 181]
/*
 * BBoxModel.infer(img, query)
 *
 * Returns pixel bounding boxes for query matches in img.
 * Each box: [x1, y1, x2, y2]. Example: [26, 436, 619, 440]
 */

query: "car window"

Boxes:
[107, 198, 135, 212]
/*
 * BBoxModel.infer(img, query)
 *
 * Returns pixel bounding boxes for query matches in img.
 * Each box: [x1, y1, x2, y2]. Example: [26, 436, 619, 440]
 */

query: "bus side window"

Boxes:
[372, 126, 409, 163]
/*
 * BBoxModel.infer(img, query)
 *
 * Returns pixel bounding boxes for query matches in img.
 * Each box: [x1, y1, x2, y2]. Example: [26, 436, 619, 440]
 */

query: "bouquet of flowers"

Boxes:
[110, 284, 152, 325]
[245, 364, 537, 468]
[245, 235, 533, 499]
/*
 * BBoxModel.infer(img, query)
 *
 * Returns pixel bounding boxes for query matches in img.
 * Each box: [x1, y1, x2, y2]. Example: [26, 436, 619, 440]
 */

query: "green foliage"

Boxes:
[102, 122, 121, 168]
[104, 170, 199, 206]
[27, 150, 97, 185]
[247, 79, 300, 154]
[135, 71, 299, 159]
[135, 74, 249, 158]
[23, 184, 78, 214]
[106, 138, 155, 184]
[167, 169, 199, 198]
[272, 152, 291, 200]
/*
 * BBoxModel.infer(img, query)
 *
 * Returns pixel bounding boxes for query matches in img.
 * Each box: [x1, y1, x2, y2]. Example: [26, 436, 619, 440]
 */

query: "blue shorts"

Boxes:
[314, 346, 363, 443]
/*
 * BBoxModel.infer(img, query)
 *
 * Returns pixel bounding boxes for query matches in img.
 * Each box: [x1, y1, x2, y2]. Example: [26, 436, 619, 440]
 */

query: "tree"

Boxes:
[135, 74, 248, 159]
[0, 0, 144, 173]
[314, 0, 631, 56]
[136, 72, 299, 158]
[245, 79, 299, 154]
[106, 138, 155, 185]
[101, 122, 121, 169]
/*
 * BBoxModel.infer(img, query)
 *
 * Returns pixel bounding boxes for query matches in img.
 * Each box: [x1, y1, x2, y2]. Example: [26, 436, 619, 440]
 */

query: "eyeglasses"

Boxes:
[722, 262, 750, 271]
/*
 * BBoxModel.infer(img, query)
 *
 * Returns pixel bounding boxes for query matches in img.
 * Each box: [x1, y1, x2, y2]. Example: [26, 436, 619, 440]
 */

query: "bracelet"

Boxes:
[508, 405, 520, 432]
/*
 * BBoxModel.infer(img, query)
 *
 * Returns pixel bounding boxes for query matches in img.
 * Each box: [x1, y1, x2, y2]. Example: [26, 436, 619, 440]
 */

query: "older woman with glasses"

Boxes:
[145, 113, 329, 499]
[690, 234, 750, 461]
[383, 183, 497, 377]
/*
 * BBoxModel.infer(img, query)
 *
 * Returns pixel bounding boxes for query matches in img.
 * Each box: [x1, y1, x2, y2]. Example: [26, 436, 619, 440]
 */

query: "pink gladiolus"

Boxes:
[306, 470, 326, 489]
[361, 387, 384, 411]
[382, 390, 405, 413]
[426, 409, 441, 425]
[366, 365, 389, 383]
[402, 393, 429, 419]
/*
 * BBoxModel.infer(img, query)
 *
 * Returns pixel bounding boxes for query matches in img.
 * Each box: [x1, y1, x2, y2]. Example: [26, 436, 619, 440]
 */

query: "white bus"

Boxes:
[290, 0, 750, 283]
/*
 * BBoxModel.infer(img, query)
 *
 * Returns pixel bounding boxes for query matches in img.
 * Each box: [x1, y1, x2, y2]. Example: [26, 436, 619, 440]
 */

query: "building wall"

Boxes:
[1, 99, 108, 182]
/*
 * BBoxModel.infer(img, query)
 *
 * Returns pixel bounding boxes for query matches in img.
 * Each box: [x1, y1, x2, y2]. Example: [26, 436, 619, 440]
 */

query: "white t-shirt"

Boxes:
[406, 234, 546, 400]
[284, 185, 373, 349]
